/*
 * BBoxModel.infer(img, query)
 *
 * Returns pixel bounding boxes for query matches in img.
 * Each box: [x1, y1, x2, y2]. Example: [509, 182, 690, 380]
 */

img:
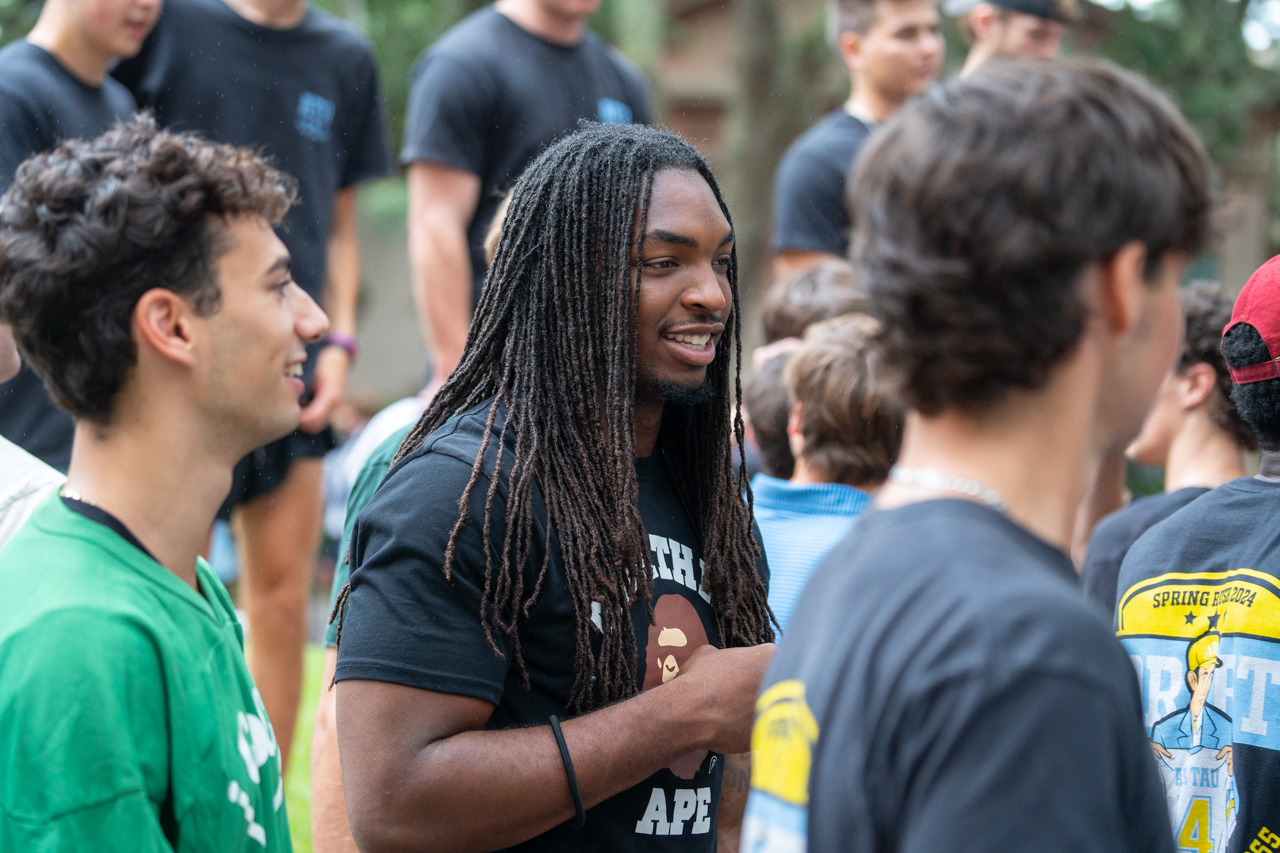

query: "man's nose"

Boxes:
[288, 283, 330, 343]
[683, 264, 729, 315]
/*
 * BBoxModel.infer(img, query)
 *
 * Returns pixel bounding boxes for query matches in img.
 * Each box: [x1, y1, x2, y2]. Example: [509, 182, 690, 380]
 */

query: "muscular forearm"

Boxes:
[312, 650, 359, 853]
[343, 677, 716, 853]
[410, 219, 471, 380]
[716, 752, 751, 853]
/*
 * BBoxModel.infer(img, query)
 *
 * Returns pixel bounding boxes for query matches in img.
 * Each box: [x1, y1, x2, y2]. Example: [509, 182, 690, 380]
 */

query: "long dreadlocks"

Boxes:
[337, 123, 773, 711]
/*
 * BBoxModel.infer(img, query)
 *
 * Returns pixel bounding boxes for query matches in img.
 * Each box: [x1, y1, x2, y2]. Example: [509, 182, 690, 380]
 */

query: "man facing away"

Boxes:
[404, 0, 653, 398]
[0, 0, 159, 471]
[1081, 281, 1252, 616]
[112, 0, 393, 768]
[950, 0, 1076, 76]
[744, 59, 1208, 853]
[770, 0, 942, 276]
[0, 117, 328, 851]
[1115, 255, 1280, 853]
[334, 123, 775, 852]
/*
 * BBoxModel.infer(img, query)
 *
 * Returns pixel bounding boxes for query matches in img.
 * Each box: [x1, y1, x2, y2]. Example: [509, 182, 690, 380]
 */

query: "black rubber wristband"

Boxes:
[549, 715, 587, 828]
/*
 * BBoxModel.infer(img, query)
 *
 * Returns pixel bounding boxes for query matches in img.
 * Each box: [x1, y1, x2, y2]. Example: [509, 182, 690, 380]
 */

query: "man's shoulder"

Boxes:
[1122, 478, 1268, 573]
[299, 4, 378, 55]
[0, 436, 63, 506]
[0, 42, 55, 103]
[780, 110, 871, 174]
[425, 7, 510, 66]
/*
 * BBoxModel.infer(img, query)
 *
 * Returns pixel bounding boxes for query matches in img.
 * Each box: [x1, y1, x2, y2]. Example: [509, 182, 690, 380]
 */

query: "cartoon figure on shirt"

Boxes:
[1150, 630, 1237, 852]
[642, 594, 711, 778]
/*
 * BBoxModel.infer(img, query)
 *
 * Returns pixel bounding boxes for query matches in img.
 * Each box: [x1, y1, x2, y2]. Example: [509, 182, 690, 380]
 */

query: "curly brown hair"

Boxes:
[0, 114, 296, 423]
[760, 258, 869, 344]
[1178, 281, 1256, 451]
[850, 60, 1210, 416]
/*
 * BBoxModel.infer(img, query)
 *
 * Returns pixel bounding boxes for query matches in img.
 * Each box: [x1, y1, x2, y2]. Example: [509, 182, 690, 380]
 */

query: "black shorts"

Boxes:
[217, 426, 337, 520]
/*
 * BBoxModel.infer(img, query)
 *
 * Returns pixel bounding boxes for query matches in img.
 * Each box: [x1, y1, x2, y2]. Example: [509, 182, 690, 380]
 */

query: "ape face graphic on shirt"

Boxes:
[643, 593, 712, 779]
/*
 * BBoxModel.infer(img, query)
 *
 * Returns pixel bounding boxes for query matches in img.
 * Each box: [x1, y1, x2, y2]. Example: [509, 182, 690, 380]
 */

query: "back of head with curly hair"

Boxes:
[1178, 281, 1256, 451]
[0, 114, 296, 424]
[850, 59, 1210, 415]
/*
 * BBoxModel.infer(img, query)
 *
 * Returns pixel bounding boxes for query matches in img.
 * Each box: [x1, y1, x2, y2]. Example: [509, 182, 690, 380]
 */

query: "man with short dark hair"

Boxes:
[770, 0, 943, 275]
[113, 0, 393, 768]
[1081, 281, 1252, 615]
[0, 0, 159, 472]
[1116, 256, 1280, 853]
[405, 0, 653, 400]
[949, 0, 1076, 76]
[745, 59, 1208, 853]
[335, 123, 773, 853]
[0, 117, 327, 851]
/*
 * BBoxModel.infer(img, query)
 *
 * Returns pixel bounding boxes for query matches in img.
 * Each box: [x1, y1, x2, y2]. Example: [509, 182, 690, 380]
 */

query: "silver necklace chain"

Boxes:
[889, 467, 1009, 514]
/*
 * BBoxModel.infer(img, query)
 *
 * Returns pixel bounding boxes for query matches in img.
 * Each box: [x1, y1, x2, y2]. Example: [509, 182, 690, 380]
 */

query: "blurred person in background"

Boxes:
[948, 0, 1077, 76]
[405, 0, 652, 400]
[771, 0, 943, 276]
[745, 59, 1208, 853]
[753, 315, 903, 634]
[309, 190, 512, 853]
[0, 321, 61, 551]
[1081, 281, 1252, 616]
[0, 118, 324, 852]
[1115, 258, 1280, 853]
[113, 0, 393, 769]
[0, 0, 159, 472]
[744, 259, 869, 482]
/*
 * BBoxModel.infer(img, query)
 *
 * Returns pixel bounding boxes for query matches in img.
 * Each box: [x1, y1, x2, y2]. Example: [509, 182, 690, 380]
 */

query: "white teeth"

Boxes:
[286, 364, 303, 377]
[664, 333, 711, 348]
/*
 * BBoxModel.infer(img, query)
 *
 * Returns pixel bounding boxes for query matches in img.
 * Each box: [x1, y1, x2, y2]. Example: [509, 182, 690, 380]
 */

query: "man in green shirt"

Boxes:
[0, 116, 329, 851]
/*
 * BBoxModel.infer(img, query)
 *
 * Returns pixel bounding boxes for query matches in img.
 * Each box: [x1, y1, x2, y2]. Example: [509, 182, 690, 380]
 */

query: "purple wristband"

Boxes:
[323, 333, 359, 362]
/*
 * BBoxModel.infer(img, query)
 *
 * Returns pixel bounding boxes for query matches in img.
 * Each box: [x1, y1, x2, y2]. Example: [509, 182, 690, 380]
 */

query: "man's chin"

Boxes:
[655, 376, 715, 408]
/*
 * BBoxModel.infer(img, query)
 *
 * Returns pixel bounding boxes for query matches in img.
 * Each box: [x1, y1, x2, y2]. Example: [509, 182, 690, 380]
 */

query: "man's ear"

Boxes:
[1178, 362, 1217, 411]
[133, 288, 198, 368]
[838, 29, 865, 70]
[968, 3, 1002, 40]
[787, 399, 804, 439]
[1093, 240, 1149, 337]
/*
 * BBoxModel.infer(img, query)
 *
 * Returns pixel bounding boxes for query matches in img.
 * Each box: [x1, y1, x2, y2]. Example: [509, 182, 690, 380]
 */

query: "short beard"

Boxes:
[655, 376, 715, 408]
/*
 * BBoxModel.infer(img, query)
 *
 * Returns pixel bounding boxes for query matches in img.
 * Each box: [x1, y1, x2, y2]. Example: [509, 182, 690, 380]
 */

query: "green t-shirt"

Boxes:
[325, 423, 413, 647]
[0, 496, 291, 852]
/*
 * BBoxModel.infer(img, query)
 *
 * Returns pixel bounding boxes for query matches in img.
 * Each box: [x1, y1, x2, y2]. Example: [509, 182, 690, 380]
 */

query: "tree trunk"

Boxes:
[1215, 103, 1280, 293]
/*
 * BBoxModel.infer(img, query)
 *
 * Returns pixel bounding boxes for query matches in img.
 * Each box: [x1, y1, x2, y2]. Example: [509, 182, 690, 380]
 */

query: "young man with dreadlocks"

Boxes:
[334, 122, 775, 852]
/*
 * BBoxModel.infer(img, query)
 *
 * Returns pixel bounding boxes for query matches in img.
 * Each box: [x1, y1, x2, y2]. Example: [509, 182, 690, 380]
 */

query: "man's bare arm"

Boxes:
[312, 648, 358, 853]
[300, 186, 359, 433]
[716, 752, 752, 852]
[407, 163, 480, 395]
[338, 642, 774, 853]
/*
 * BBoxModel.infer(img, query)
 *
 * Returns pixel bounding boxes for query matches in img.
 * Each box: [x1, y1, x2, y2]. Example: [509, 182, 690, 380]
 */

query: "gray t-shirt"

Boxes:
[743, 499, 1174, 853]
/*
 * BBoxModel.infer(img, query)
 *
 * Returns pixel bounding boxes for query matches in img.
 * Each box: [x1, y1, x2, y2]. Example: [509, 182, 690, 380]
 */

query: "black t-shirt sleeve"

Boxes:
[890, 673, 1173, 853]
[0, 92, 48, 193]
[337, 48, 392, 188]
[400, 52, 496, 174]
[335, 449, 513, 703]
[770, 141, 849, 256]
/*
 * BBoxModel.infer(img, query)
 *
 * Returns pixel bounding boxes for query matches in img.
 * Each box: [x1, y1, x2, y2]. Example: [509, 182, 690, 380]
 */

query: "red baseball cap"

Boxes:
[1225, 255, 1280, 384]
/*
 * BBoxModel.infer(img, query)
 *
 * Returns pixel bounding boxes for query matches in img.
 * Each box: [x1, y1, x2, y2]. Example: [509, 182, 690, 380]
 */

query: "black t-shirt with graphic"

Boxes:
[336, 400, 767, 851]
[401, 6, 653, 306]
[0, 40, 137, 471]
[1116, 477, 1280, 853]
[743, 500, 1173, 853]
[113, 0, 392, 382]
[1081, 487, 1210, 616]
[770, 109, 872, 258]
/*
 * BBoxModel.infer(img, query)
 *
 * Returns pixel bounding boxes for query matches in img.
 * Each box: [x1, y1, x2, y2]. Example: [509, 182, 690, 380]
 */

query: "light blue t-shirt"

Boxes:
[751, 473, 870, 634]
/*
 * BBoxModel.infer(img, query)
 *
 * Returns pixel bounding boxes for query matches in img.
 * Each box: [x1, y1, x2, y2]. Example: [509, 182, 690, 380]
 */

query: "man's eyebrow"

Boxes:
[718, 230, 735, 248]
[644, 229, 698, 248]
[265, 254, 292, 276]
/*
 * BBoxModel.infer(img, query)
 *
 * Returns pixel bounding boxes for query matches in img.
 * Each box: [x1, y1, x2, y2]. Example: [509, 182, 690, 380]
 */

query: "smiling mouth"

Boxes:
[664, 332, 711, 350]
[286, 363, 304, 378]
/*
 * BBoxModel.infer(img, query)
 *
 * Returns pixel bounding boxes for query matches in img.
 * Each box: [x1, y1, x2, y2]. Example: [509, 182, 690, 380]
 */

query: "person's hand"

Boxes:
[1152, 742, 1172, 759]
[299, 345, 351, 433]
[1217, 744, 1233, 775]
[676, 643, 776, 755]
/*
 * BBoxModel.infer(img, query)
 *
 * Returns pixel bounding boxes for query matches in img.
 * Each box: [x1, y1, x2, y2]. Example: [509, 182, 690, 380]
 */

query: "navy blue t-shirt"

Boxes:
[743, 499, 1173, 853]
[0, 41, 137, 471]
[113, 0, 392, 383]
[770, 110, 872, 257]
[1116, 477, 1280, 853]
[336, 400, 768, 851]
[401, 6, 653, 305]
[1081, 486, 1209, 616]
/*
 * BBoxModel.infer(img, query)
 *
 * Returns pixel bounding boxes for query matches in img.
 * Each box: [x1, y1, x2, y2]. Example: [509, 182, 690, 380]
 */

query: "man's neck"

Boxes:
[847, 79, 905, 125]
[26, 19, 113, 85]
[878, 361, 1101, 552]
[1257, 449, 1280, 481]
[960, 40, 999, 78]
[634, 398, 664, 458]
[495, 0, 589, 46]
[63, 412, 238, 590]
[1164, 414, 1244, 492]
[219, 0, 307, 29]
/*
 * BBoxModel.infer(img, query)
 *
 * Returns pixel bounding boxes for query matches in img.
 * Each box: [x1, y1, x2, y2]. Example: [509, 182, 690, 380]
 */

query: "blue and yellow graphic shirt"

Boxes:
[1117, 476, 1280, 853]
